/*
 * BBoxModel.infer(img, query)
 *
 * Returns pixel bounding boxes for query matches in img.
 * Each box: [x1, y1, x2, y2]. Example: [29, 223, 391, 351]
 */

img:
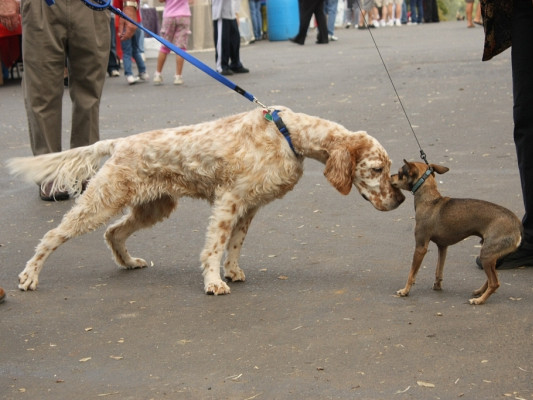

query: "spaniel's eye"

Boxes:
[372, 168, 383, 174]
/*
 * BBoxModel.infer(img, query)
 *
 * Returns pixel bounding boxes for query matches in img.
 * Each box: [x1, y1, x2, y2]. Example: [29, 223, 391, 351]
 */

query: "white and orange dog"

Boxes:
[8, 106, 404, 295]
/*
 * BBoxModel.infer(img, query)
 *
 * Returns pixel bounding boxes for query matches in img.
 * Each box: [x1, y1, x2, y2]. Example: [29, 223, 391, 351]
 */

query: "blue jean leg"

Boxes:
[121, 28, 146, 76]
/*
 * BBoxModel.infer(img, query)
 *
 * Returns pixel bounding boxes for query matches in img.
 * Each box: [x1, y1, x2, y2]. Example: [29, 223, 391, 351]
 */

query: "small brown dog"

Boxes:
[391, 160, 522, 304]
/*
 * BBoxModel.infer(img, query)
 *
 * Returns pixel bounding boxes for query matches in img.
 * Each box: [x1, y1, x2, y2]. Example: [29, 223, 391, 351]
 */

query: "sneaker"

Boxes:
[387, 19, 394, 26]
[379, 19, 386, 27]
[126, 75, 139, 85]
[345, 22, 351, 29]
[220, 68, 233, 76]
[139, 72, 149, 81]
[372, 20, 380, 28]
[394, 19, 402, 26]
[328, 35, 338, 41]
[173, 75, 183, 85]
[475, 242, 533, 270]
[153, 73, 163, 85]
[109, 69, 120, 77]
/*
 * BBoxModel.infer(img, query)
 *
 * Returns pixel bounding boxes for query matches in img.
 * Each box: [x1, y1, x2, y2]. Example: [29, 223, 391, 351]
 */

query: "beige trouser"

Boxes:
[21, 0, 110, 155]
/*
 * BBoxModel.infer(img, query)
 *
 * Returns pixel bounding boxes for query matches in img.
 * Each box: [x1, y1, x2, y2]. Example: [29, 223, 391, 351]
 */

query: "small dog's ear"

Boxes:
[400, 159, 415, 179]
[431, 164, 449, 175]
[324, 148, 354, 195]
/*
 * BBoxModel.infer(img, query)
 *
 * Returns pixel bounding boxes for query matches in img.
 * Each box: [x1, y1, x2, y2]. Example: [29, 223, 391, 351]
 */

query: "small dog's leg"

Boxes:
[223, 207, 258, 282]
[469, 257, 500, 305]
[433, 245, 447, 291]
[397, 242, 428, 297]
[104, 196, 177, 269]
[201, 193, 246, 295]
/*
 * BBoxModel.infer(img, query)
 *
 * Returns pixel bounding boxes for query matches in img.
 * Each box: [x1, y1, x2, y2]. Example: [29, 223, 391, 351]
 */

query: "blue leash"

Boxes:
[56, 0, 265, 107]
[45, 0, 299, 155]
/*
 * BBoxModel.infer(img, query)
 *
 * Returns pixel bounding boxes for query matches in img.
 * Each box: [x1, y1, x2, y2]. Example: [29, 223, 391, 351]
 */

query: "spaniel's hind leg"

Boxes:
[104, 195, 177, 268]
[223, 207, 258, 282]
[18, 187, 127, 291]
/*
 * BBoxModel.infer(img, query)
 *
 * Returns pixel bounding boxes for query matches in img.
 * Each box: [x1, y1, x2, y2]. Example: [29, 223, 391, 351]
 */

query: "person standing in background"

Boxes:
[153, 0, 191, 85]
[115, 0, 148, 84]
[290, 0, 329, 44]
[23, 0, 109, 200]
[212, 0, 250, 75]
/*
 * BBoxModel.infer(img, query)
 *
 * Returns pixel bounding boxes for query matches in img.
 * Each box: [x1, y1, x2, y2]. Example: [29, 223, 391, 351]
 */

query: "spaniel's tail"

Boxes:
[7, 139, 117, 197]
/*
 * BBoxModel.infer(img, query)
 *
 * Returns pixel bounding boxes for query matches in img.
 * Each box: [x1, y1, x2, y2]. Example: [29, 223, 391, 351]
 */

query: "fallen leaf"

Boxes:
[79, 357, 92, 362]
[85, 327, 93, 332]
[278, 275, 289, 280]
[417, 381, 435, 388]
[109, 355, 123, 360]
[396, 386, 410, 394]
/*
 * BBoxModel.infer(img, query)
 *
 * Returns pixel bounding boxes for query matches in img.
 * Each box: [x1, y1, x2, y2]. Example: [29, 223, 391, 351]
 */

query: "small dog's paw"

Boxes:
[124, 257, 148, 269]
[18, 271, 38, 291]
[396, 289, 409, 297]
[469, 297, 484, 305]
[225, 267, 246, 282]
[205, 280, 231, 295]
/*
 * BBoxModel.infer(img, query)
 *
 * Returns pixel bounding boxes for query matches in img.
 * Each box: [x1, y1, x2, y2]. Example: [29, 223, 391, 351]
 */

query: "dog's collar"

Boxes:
[411, 167, 433, 194]
[264, 110, 299, 156]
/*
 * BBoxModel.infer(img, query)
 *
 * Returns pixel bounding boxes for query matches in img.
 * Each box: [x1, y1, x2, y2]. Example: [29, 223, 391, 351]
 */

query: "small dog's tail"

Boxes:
[7, 139, 117, 196]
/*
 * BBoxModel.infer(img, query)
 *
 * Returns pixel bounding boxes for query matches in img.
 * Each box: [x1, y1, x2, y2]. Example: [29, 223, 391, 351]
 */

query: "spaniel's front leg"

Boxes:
[201, 193, 245, 295]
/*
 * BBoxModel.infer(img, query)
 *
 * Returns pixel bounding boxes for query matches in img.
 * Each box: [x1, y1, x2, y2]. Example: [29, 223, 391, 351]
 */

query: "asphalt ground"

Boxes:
[1, 20, 532, 400]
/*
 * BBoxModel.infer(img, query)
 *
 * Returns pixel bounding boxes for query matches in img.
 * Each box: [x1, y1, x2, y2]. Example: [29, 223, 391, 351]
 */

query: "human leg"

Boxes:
[213, 18, 231, 72]
[314, 0, 329, 42]
[68, 1, 109, 149]
[131, 28, 147, 75]
[512, 0, 533, 244]
[22, 0, 68, 155]
[494, 0, 533, 269]
[292, 0, 314, 43]
[249, 0, 262, 39]
[324, 0, 338, 36]
[465, 0, 474, 27]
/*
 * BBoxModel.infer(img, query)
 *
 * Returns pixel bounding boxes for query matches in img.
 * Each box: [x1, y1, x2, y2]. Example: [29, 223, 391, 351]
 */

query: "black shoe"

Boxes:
[290, 37, 304, 45]
[220, 68, 233, 76]
[231, 66, 249, 73]
[475, 242, 533, 270]
[39, 182, 69, 202]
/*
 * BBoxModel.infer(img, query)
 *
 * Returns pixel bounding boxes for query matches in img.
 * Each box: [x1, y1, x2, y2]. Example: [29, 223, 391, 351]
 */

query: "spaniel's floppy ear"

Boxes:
[324, 148, 354, 195]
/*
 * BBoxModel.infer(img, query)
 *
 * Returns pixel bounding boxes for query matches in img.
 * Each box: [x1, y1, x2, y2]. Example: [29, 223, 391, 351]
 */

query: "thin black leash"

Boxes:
[353, 0, 429, 165]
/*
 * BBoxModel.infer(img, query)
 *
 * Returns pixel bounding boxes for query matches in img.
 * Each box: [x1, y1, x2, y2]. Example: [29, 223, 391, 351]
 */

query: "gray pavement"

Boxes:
[1, 20, 532, 399]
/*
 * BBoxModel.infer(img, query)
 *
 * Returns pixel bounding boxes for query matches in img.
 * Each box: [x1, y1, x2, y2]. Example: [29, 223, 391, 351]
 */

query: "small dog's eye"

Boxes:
[372, 168, 383, 174]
